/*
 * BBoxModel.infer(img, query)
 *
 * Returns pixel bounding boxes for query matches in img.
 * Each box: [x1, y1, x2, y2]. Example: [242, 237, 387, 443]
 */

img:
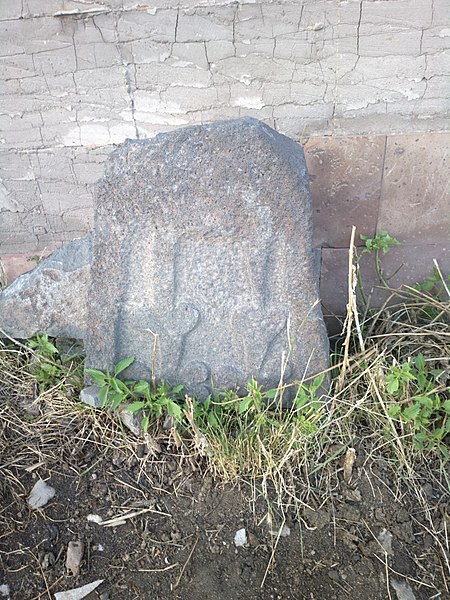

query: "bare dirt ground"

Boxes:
[1, 418, 448, 600]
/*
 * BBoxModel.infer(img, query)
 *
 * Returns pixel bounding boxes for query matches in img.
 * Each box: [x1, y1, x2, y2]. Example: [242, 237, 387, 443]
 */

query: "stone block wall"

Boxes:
[1, 0, 449, 325]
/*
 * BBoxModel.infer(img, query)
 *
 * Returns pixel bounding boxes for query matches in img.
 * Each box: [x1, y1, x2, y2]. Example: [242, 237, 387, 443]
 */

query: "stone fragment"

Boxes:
[28, 479, 56, 509]
[0, 236, 91, 340]
[80, 385, 101, 408]
[118, 409, 142, 437]
[269, 524, 291, 537]
[86, 118, 329, 399]
[391, 579, 416, 600]
[54, 580, 104, 600]
[234, 528, 248, 547]
[66, 541, 84, 577]
[377, 528, 393, 555]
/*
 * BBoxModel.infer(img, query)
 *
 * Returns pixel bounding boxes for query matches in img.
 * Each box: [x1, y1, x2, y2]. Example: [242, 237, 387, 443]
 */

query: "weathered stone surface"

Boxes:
[0, 236, 90, 339]
[320, 243, 450, 334]
[86, 117, 329, 399]
[378, 133, 450, 244]
[305, 136, 385, 248]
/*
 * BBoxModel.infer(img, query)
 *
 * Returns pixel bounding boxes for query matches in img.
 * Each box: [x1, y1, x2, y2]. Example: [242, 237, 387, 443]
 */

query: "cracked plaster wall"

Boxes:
[0, 0, 449, 317]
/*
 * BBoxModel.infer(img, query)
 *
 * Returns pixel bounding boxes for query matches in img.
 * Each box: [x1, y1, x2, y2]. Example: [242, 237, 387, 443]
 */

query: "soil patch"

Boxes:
[1, 433, 448, 600]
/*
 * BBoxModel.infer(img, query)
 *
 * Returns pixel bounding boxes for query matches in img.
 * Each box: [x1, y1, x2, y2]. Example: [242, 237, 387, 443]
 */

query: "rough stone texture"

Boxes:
[321, 243, 450, 333]
[377, 133, 450, 244]
[0, 236, 90, 339]
[86, 118, 329, 398]
[305, 136, 385, 248]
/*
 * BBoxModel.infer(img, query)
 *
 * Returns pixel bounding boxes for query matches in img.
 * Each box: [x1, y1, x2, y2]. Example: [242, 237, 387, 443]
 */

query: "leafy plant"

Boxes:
[28, 334, 68, 391]
[360, 230, 400, 256]
[124, 380, 184, 433]
[357, 230, 400, 306]
[87, 357, 185, 433]
[386, 354, 449, 456]
[87, 356, 136, 410]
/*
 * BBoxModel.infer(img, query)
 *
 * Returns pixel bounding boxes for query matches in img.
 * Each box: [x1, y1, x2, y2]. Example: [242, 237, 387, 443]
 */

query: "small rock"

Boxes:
[80, 385, 102, 408]
[99, 592, 110, 600]
[119, 409, 141, 437]
[66, 541, 84, 577]
[303, 507, 330, 530]
[234, 528, 248, 547]
[41, 552, 56, 569]
[54, 580, 103, 600]
[0, 584, 10, 598]
[391, 578, 416, 600]
[269, 524, 291, 537]
[87, 514, 103, 524]
[343, 447, 356, 482]
[28, 479, 56, 509]
[247, 531, 259, 547]
[377, 528, 393, 555]
[344, 487, 362, 502]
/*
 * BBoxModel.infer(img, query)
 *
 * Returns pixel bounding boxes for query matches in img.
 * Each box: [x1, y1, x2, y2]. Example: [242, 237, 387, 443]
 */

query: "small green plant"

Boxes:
[124, 380, 184, 432]
[86, 357, 185, 433]
[86, 355, 136, 409]
[386, 354, 449, 456]
[360, 230, 400, 256]
[411, 268, 450, 320]
[185, 375, 326, 489]
[356, 230, 400, 307]
[28, 334, 67, 391]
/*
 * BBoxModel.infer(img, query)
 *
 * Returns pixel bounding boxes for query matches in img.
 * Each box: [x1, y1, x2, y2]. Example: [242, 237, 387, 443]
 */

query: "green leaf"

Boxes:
[110, 392, 125, 411]
[166, 400, 182, 420]
[312, 374, 325, 390]
[141, 414, 150, 433]
[207, 411, 219, 429]
[402, 404, 422, 421]
[43, 340, 58, 355]
[433, 427, 445, 440]
[86, 368, 107, 386]
[99, 386, 108, 407]
[413, 396, 434, 410]
[114, 378, 131, 395]
[172, 384, 184, 394]
[238, 397, 252, 414]
[265, 389, 278, 399]
[125, 401, 146, 414]
[386, 377, 399, 394]
[414, 354, 426, 371]
[133, 380, 150, 395]
[114, 356, 135, 376]
[443, 399, 450, 413]
[388, 405, 401, 418]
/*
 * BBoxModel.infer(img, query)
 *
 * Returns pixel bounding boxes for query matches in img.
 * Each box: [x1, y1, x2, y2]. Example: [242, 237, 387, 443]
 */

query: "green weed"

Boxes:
[357, 230, 400, 306]
[385, 354, 450, 457]
[87, 357, 184, 433]
[28, 334, 83, 392]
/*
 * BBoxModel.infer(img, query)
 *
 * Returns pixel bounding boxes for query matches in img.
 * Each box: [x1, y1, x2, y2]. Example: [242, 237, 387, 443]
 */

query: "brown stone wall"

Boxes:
[305, 132, 449, 328]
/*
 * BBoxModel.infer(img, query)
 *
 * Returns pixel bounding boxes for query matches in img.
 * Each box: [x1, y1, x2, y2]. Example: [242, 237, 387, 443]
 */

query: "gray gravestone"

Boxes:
[86, 118, 329, 398]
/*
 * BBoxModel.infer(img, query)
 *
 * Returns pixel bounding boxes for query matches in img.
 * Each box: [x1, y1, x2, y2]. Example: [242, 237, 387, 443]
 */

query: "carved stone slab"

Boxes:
[86, 118, 329, 398]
